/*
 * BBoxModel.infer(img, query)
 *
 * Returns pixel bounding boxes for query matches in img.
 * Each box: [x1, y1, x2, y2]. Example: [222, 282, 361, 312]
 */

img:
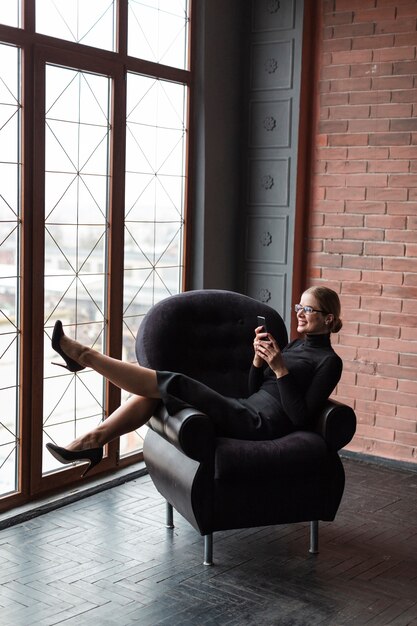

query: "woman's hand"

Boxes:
[253, 326, 289, 378]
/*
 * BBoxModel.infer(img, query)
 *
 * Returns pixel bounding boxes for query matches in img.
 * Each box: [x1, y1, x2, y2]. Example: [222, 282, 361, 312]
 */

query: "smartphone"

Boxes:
[257, 315, 270, 341]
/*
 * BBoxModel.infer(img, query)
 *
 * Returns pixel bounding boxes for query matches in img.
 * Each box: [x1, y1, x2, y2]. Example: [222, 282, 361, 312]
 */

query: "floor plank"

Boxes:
[0, 458, 417, 625]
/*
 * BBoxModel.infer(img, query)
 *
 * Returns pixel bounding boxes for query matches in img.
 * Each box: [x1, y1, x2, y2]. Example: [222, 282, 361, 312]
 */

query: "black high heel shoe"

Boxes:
[46, 442, 103, 477]
[52, 320, 86, 372]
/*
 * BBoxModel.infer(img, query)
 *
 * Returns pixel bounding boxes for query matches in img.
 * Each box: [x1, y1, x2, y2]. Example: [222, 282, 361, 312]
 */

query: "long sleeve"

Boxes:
[275, 353, 342, 429]
[248, 364, 266, 395]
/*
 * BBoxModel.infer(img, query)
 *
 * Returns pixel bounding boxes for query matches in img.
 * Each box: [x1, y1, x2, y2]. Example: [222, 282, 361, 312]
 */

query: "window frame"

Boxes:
[0, 0, 194, 512]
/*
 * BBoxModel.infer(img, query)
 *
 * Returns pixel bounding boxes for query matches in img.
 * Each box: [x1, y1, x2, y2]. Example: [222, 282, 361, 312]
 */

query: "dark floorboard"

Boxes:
[0, 457, 417, 625]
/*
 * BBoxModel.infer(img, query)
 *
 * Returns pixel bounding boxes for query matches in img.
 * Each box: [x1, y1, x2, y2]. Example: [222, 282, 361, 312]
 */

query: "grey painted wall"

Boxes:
[189, 0, 247, 291]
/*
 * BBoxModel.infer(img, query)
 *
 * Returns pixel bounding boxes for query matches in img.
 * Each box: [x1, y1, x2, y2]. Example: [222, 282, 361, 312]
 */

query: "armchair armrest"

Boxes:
[314, 399, 356, 451]
[147, 405, 216, 462]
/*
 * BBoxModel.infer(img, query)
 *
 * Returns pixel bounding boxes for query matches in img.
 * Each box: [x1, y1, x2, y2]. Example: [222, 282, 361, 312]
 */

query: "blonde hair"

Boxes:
[303, 286, 343, 333]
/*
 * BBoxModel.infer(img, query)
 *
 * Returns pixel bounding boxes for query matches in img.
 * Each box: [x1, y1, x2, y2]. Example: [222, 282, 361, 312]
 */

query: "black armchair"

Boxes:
[136, 290, 356, 564]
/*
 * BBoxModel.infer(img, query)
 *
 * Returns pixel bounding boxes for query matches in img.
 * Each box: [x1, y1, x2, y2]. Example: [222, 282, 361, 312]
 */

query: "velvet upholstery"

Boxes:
[137, 290, 356, 553]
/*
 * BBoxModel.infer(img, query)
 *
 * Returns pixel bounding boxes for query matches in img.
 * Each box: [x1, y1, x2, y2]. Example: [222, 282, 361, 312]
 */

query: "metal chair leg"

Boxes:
[203, 533, 213, 566]
[166, 502, 174, 528]
[309, 520, 319, 554]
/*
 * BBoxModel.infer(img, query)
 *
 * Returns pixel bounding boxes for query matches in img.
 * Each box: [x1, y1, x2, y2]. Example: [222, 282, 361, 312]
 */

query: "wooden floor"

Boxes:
[0, 457, 417, 625]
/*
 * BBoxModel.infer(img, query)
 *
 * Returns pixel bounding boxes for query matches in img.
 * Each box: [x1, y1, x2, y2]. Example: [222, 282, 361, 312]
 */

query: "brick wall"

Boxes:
[306, 0, 417, 463]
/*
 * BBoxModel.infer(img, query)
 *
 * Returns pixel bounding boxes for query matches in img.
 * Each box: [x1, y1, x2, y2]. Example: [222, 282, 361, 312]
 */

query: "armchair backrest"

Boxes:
[136, 290, 288, 398]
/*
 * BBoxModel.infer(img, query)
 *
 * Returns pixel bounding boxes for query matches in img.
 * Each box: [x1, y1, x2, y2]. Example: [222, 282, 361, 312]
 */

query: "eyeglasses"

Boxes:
[294, 304, 325, 315]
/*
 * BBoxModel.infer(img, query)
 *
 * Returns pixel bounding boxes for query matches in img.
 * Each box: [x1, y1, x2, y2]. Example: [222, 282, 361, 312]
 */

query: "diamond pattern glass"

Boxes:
[0, 44, 20, 496]
[36, 0, 116, 52]
[128, 0, 190, 70]
[120, 73, 186, 456]
[42, 65, 111, 475]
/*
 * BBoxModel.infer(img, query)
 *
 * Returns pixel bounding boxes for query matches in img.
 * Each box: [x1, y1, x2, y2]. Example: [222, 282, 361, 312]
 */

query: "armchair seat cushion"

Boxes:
[214, 431, 329, 481]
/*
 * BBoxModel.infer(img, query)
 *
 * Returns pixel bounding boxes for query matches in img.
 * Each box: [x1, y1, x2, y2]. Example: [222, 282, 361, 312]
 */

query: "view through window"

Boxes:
[0, 0, 191, 506]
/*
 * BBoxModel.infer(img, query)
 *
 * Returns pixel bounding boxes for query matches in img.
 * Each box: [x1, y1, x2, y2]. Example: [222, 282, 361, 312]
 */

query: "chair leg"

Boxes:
[166, 502, 174, 528]
[203, 533, 213, 566]
[309, 520, 319, 554]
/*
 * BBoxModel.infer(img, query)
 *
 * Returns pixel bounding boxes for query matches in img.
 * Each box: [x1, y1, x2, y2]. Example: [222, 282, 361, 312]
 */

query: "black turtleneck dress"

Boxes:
[156, 333, 343, 441]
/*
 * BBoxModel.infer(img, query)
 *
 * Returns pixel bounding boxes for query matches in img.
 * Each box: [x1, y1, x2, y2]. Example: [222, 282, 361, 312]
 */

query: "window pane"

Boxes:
[36, 0, 116, 52]
[0, 44, 20, 496]
[42, 65, 111, 475]
[128, 0, 190, 70]
[120, 73, 187, 457]
[0, 2, 20, 27]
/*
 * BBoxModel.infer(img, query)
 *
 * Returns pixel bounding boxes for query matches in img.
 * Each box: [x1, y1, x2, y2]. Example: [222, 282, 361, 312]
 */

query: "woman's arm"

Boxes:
[276, 355, 343, 429]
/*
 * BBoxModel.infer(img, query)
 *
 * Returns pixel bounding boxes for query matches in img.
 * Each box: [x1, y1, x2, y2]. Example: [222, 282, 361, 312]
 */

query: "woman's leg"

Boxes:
[67, 395, 159, 451]
[58, 331, 161, 398]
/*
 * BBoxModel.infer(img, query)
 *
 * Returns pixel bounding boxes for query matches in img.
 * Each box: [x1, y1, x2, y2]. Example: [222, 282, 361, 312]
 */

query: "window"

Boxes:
[0, 0, 192, 511]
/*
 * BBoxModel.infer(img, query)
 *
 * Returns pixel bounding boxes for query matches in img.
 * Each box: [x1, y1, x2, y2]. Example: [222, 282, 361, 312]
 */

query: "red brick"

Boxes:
[335, 0, 377, 10]
[345, 200, 386, 213]
[371, 440, 414, 461]
[376, 18, 417, 34]
[348, 147, 389, 161]
[404, 273, 417, 286]
[342, 255, 382, 269]
[358, 374, 397, 391]
[327, 187, 366, 200]
[329, 104, 371, 119]
[359, 322, 400, 338]
[325, 213, 364, 226]
[350, 62, 393, 77]
[331, 49, 373, 64]
[353, 7, 396, 22]
[322, 267, 362, 281]
[376, 416, 415, 432]
[383, 284, 417, 299]
[349, 90, 391, 104]
[346, 173, 388, 187]
[365, 215, 406, 229]
[397, 5, 417, 18]
[381, 310, 417, 326]
[391, 119, 417, 132]
[397, 404, 417, 420]
[333, 22, 375, 39]
[401, 354, 417, 368]
[391, 89, 417, 103]
[337, 383, 376, 400]
[377, 363, 417, 381]
[390, 146, 417, 159]
[349, 119, 390, 132]
[395, 33, 417, 47]
[321, 92, 350, 106]
[319, 120, 349, 133]
[373, 46, 416, 62]
[310, 225, 344, 238]
[386, 201, 414, 214]
[379, 337, 417, 353]
[357, 423, 394, 439]
[314, 200, 345, 213]
[343, 359, 377, 374]
[329, 133, 369, 146]
[352, 34, 395, 50]
[331, 77, 372, 92]
[367, 187, 408, 200]
[394, 431, 417, 447]
[371, 103, 413, 118]
[368, 159, 409, 172]
[321, 65, 350, 80]
[341, 281, 381, 295]
[362, 270, 403, 285]
[386, 229, 417, 243]
[365, 241, 405, 255]
[398, 379, 417, 395]
[310, 252, 343, 268]
[372, 75, 414, 89]
[322, 38, 353, 53]
[389, 174, 417, 187]
[326, 160, 367, 173]
[394, 60, 417, 75]
[361, 296, 402, 313]
[378, 388, 416, 407]
[316, 147, 348, 160]
[369, 132, 411, 147]
[356, 398, 396, 416]
[325, 240, 364, 254]
[324, 11, 354, 26]
[346, 227, 384, 241]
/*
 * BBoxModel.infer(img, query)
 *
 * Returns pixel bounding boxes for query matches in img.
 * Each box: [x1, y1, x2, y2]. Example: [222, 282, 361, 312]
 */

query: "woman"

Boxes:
[46, 286, 343, 476]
